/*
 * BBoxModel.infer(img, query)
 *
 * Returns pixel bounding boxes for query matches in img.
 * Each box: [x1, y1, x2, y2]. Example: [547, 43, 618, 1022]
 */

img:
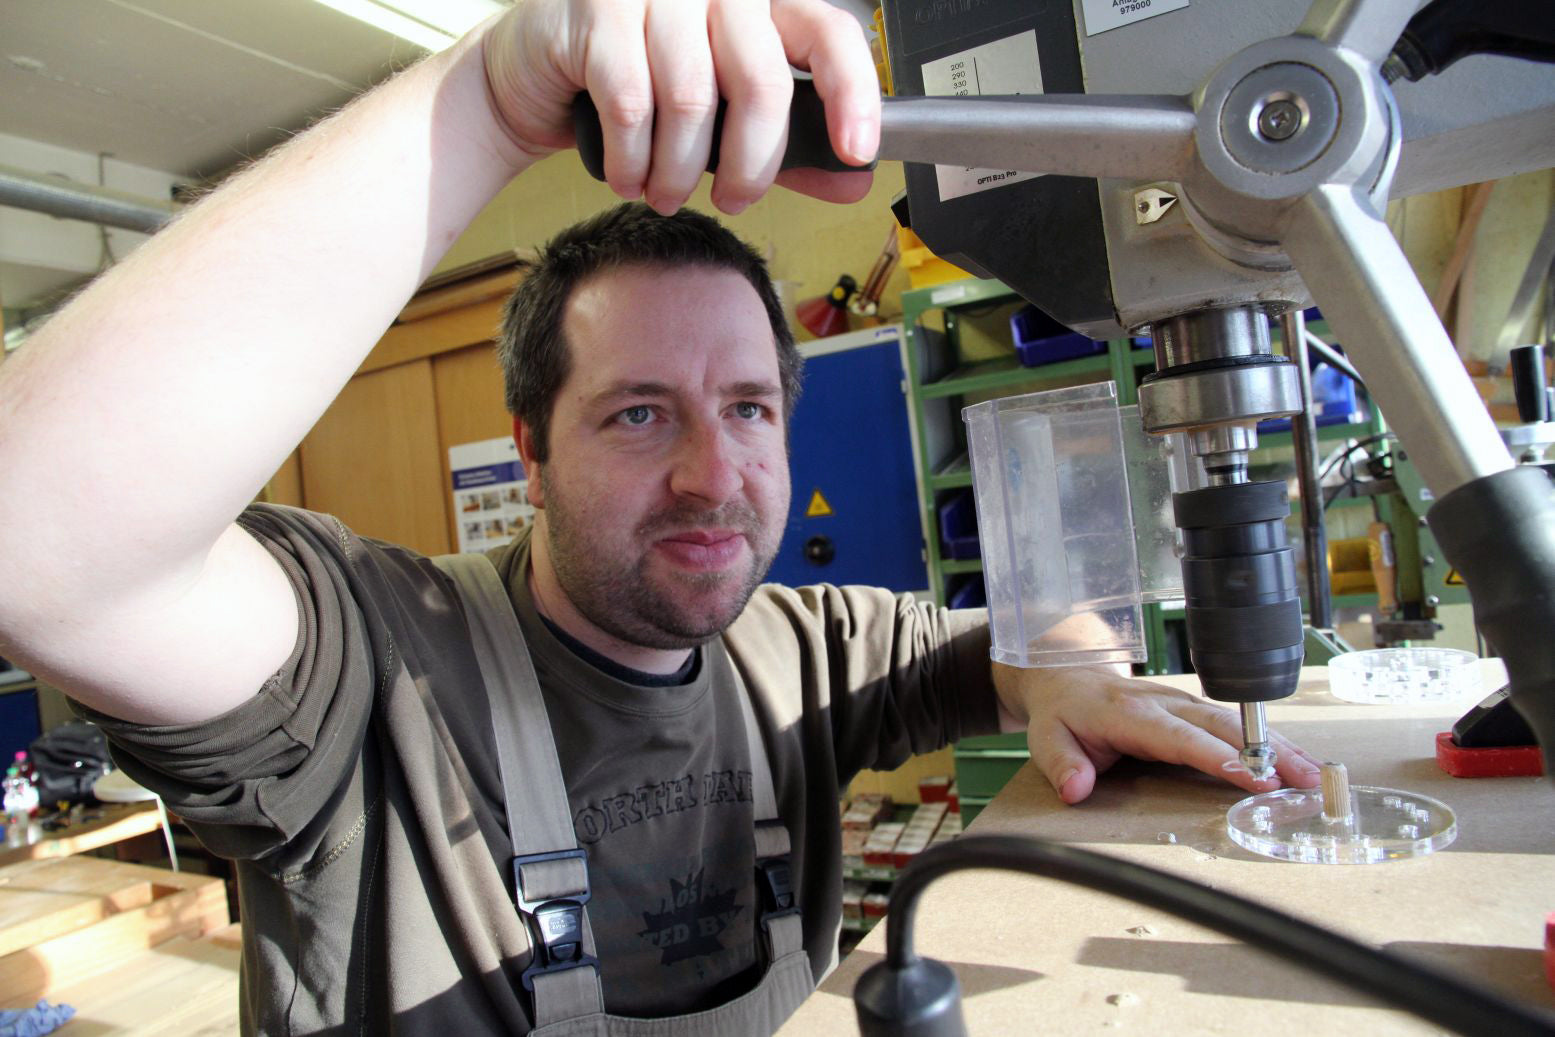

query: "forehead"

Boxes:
[559, 264, 779, 386]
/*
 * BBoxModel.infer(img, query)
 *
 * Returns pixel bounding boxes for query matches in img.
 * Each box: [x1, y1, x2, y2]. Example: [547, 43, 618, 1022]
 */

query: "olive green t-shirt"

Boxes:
[77, 504, 999, 1035]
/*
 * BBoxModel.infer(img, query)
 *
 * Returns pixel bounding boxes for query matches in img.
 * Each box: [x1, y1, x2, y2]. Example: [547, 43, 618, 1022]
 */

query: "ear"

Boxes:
[513, 416, 545, 510]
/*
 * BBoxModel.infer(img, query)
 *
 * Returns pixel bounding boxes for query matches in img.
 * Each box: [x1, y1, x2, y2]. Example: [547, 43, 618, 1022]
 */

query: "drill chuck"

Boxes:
[1174, 480, 1305, 704]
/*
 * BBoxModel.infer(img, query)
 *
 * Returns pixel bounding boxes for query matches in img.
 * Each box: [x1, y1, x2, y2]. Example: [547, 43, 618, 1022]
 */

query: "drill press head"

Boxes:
[1140, 305, 1307, 778]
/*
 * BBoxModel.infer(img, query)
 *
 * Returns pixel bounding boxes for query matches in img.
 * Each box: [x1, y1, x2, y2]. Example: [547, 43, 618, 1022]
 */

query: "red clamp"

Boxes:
[1547, 913, 1554, 991]
[1434, 732, 1545, 778]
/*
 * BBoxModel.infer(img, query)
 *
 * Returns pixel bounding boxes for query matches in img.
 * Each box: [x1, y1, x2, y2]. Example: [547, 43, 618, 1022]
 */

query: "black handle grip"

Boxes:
[572, 77, 875, 182]
[1509, 343, 1550, 424]
[1393, 0, 1555, 80]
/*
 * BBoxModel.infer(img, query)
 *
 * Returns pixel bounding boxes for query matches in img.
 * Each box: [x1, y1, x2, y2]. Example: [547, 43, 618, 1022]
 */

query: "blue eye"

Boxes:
[619, 405, 653, 426]
[733, 401, 762, 420]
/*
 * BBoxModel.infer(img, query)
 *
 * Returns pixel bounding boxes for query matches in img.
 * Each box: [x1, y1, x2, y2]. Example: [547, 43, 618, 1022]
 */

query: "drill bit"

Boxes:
[1239, 701, 1276, 780]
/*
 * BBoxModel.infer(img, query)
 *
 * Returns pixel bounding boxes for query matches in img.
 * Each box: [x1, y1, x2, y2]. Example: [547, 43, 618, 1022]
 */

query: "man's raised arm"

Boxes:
[0, 0, 879, 727]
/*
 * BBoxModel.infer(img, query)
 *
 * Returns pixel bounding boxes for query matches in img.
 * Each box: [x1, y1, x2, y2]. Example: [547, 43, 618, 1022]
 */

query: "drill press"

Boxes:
[875, 0, 1555, 773]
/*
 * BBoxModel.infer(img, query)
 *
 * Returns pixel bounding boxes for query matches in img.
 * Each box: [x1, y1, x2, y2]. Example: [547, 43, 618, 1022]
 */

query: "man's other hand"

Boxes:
[482, 0, 881, 216]
[993, 664, 1323, 805]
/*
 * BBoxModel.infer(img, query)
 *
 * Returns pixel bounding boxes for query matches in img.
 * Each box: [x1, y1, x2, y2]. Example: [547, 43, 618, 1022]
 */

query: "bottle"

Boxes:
[2, 765, 38, 823]
[12, 751, 36, 788]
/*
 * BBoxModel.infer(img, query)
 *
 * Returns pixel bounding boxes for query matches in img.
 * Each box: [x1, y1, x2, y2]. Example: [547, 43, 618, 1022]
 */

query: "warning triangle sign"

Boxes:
[1444, 567, 1464, 586]
[806, 489, 834, 518]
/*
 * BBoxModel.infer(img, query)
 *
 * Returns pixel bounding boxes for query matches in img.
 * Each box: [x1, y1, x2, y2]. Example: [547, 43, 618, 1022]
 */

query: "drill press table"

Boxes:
[780, 662, 1554, 1035]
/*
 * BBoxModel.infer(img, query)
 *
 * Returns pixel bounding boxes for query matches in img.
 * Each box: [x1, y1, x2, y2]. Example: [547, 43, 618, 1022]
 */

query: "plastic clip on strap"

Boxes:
[514, 848, 600, 991]
[756, 820, 798, 917]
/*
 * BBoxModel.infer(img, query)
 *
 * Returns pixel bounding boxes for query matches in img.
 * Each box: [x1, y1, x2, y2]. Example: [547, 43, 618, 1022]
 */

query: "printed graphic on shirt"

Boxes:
[573, 769, 753, 844]
[638, 867, 746, 966]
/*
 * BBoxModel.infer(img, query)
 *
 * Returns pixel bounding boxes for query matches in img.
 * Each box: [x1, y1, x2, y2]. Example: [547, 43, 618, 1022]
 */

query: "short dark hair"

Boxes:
[497, 202, 801, 462]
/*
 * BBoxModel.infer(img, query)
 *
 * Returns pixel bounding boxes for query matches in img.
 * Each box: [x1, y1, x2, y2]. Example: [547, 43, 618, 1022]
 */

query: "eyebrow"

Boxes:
[589, 382, 676, 406]
[588, 380, 783, 407]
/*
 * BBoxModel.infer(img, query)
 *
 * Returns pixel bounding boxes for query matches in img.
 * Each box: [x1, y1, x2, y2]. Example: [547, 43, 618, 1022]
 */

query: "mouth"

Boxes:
[653, 529, 748, 571]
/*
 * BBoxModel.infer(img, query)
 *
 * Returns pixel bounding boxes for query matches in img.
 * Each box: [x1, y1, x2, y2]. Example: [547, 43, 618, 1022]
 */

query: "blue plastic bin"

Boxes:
[1258, 361, 1363, 432]
[938, 490, 981, 560]
[1009, 305, 1106, 366]
[946, 573, 987, 611]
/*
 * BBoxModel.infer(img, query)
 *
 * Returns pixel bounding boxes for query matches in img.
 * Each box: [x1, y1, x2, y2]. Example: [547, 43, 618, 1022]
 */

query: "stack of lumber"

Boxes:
[0, 856, 238, 1033]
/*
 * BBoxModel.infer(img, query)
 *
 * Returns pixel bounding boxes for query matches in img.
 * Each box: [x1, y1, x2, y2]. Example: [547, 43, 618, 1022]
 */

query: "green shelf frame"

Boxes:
[917, 350, 1153, 400]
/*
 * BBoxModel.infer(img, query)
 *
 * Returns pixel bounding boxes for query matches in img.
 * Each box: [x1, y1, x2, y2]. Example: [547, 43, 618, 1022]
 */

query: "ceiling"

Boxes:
[0, 0, 877, 321]
[2, 0, 433, 180]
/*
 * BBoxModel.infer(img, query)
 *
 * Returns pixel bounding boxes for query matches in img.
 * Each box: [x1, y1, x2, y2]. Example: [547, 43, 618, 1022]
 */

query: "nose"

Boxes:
[669, 415, 744, 505]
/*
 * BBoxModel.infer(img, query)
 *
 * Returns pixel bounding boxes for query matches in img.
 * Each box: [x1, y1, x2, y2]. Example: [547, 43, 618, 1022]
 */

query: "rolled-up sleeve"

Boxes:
[73, 505, 379, 863]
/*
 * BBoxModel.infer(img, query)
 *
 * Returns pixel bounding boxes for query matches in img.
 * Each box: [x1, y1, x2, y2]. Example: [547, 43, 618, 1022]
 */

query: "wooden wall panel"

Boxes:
[432, 342, 514, 551]
[359, 298, 507, 376]
[262, 449, 304, 508]
[300, 359, 450, 556]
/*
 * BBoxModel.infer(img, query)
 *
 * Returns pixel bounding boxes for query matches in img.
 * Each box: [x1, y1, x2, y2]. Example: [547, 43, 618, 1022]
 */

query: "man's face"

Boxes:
[530, 264, 791, 650]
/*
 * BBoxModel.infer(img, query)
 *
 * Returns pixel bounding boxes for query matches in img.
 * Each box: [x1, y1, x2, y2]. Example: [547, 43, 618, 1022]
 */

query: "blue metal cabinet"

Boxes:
[766, 326, 929, 594]
[0, 686, 40, 762]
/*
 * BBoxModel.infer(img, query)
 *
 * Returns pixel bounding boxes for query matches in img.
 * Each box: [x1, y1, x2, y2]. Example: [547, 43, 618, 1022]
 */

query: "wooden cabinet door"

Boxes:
[300, 358, 450, 556]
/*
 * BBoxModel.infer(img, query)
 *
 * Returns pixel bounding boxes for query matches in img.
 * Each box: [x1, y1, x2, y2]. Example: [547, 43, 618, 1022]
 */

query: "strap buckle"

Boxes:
[513, 849, 600, 991]
[756, 855, 799, 922]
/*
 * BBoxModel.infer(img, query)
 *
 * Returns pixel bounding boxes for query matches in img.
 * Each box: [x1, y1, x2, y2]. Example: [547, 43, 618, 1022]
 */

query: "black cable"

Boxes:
[1318, 433, 1391, 484]
[886, 835, 1555, 1036]
[1323, 453, 1362, 510]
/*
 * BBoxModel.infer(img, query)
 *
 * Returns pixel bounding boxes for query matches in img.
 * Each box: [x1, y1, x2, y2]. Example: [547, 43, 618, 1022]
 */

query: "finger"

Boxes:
[774, 167, 875, 203]
[1027, 721, 1099, 805]
[1114, 705, 1283, 794]
[582, 3, 654, 199]
[770, 0, 881, 165]
[1271, 731, 1323, 787]
[707, 0, 794, 212]
[1175, 700, 1322, 790]
[642, 0, 717, 214]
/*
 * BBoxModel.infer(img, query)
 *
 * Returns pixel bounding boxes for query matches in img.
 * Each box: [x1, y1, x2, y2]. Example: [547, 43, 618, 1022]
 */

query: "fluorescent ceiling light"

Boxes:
[311, 0, 508, 53]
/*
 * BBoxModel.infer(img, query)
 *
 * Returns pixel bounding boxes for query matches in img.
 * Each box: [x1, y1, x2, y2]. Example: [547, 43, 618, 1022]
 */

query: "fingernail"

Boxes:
[1058, 768, 1079, 791]
[846, 117, 880, 164]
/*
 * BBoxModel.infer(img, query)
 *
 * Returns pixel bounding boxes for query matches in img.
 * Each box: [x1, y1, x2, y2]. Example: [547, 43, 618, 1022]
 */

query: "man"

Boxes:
[0, 1, 1317, 1033]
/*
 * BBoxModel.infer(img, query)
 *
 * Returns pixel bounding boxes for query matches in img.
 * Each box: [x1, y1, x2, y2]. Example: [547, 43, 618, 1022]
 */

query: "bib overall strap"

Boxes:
[728, 656, 804, 963]
[432, 553, 604, 1027]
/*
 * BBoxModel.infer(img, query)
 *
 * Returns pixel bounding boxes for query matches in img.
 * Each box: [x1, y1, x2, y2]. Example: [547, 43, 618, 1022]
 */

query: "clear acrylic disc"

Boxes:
[1226, 786, 1457, 864]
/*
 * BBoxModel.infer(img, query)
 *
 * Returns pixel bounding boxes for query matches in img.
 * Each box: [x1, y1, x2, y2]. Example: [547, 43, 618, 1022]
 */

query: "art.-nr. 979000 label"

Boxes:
[1080, 0, 1190, 37]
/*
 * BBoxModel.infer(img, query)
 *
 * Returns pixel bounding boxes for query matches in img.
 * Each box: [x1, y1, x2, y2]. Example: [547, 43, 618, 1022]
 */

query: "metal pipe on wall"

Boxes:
[0, 163, 177, 234]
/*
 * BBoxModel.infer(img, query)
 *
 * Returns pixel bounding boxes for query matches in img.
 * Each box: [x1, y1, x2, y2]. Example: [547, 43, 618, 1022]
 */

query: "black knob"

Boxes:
[804, 535, 835, 566]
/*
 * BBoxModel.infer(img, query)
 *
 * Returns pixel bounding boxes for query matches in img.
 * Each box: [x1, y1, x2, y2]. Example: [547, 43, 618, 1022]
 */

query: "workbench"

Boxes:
[0, 803, 167, 868]
[781, 662, 1555, 1035]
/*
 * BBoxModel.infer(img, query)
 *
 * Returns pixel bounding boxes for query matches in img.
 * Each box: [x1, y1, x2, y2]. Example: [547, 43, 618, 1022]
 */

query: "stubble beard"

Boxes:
[541, 470, 779, 650]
